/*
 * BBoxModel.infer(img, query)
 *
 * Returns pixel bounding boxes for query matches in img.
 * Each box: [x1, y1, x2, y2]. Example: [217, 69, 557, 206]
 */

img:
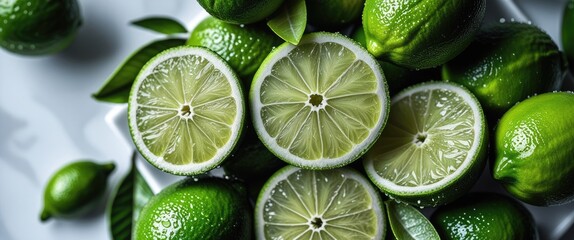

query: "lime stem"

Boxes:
[40, 209, 51, 222]
[101, 162, 116, 175]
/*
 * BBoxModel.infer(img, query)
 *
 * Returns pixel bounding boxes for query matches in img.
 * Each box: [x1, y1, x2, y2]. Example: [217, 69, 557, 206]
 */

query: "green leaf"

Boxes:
[267, 0, 306, 45]
[92, 38, 185, 103]
[131, 17, 187, 35]
[108, 152, 154, 240]
[386, 201, 440, 240]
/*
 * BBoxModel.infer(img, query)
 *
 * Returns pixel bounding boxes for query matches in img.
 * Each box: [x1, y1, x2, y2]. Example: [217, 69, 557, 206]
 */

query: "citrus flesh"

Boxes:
[255, 166, 386, 239]
[187, 17, 283, 80]
[443, 22, 563, 119]
[250, 32, 389, 170]
[134, 177, 252, 240]
[128, 46, 244, 176]
[493, 92, 574, 206]
[431, 192, 538, 240]
[362, 0, 485, 69]
[364, 82, 487, 207]
[0, 0, 81, 55]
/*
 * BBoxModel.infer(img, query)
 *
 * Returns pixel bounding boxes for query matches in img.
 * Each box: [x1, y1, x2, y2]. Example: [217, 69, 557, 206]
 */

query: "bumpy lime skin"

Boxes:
[431, 193, 538, 240]
[564, 0, 574, 74]
[134, 177, 252, 240]
[363, 0, 485, 69]
[187, 17, 283, 81]
[0, 0, 81, 55]
[41, 161, 115, 222]
[443, 23, 563, 119]
[493, 92, 574, 206]
[196, 0, 284, 24]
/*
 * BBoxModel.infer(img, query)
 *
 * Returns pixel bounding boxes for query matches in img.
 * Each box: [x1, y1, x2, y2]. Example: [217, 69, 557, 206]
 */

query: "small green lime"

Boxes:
[563, 0, 574, 73]
[187, 17, 283, 80]
[306, 0, 364, 30]
[196, 0, 285, 24]
[431, 192, 538, 239]
[40, 161, 115, 222]
[134, 177, 252, 240]
[0, 0, 81, 55]
[493, 92, 574, 206]
[362, 0, 485, 69]
[443, 22, 563, 119]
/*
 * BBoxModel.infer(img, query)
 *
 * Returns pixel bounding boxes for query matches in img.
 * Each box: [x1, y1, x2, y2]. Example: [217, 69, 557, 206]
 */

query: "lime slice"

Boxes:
[128, 46, 244, 175]
[250, 32, 389, 170]
[363, 82, 486, 207]
[255, 166, 386, 239]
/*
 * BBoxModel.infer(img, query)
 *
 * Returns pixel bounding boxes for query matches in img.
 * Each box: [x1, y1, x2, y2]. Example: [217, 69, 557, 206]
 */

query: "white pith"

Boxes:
[250, 33, 389, 169]
[128, 47, 243, 175]
[364, 82, 483, 194]
[255, 166, 386, 240]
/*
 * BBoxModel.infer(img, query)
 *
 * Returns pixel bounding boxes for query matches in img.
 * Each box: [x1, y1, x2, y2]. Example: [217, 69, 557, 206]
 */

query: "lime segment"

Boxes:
[256, 166, 386, 239]
[129, 46, 244, 175]
[364, 82, 486, 207]
[250, 32, 389, 169]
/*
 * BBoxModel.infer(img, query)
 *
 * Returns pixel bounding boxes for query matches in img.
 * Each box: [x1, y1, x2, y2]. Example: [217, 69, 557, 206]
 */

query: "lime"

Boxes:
[443, 22, 563, 119]
[352, 26, 439, 96]
[385, 201, 439, 240]
[187, 17, 283, 80]
[134, 177, 251, 240]
[493, 92, 574, 206]
[306, 0, 364, 30]
[40, 161, 115, 222]
[255, 166, 386, 239]
[363, 82, 487, 207]
[564, 0, 574, 73]
[431, 192, 538, 239]
[249, 32, 390, 169]
[0, 0, 81, 55]
[363, 0, 485, 69]
[128, 46, 244, 176]
[196, 0, 285, 24]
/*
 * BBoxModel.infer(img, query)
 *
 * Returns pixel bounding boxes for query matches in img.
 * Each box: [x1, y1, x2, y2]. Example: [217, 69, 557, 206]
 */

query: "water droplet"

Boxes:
[499, 18, 506, 23]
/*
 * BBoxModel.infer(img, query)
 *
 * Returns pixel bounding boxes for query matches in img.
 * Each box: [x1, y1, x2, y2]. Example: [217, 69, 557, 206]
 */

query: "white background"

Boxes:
[0, 0, 572, 239]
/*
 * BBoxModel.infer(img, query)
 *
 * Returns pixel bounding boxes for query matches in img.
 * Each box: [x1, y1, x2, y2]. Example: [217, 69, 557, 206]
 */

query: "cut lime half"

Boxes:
[250, 32, 389, 170]
[128, 46, 244, 175]
[255, 166, 386, 239]
[364, 82, 486, 207]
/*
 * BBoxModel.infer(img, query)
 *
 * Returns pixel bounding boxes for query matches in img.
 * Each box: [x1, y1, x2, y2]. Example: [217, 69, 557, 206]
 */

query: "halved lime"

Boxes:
[250, 32, 389, 170]
[128, 46, 244, 175]
[363, 82, 487, 207]
[255, 166, 386, 239]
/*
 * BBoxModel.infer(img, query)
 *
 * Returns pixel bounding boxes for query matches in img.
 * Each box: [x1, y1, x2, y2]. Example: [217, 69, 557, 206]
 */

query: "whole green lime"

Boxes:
[187, 17, 283, 80]
[443, 22, 563, 119]
[362, 0, 485, 69]
[431, 192, 538, 240]
[493, 92, 574, 206]
[352, 26, 439, 95]
[40, 161, 115, 222]
[196, 0, 284, 24]
[306, 0, 364, 30]
[0, 0, 81, 55]
[134, 177, 252, 240]
[563, 0, 574, 73]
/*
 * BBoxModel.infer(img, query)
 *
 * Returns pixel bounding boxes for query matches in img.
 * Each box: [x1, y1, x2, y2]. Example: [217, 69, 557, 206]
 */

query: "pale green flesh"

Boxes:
[260, 42, 382, 160]
[135, 55, 237, 165]
[262, 169, 379, 239]
[370, 89, 475, 187]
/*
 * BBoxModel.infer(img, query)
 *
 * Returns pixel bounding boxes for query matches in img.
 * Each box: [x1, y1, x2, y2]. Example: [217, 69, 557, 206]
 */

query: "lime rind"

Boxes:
[250, 32, 389, 170]
[128, 46, 245, 176]
[255, 165, 386, 240]
[364, 82, 486, 206]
